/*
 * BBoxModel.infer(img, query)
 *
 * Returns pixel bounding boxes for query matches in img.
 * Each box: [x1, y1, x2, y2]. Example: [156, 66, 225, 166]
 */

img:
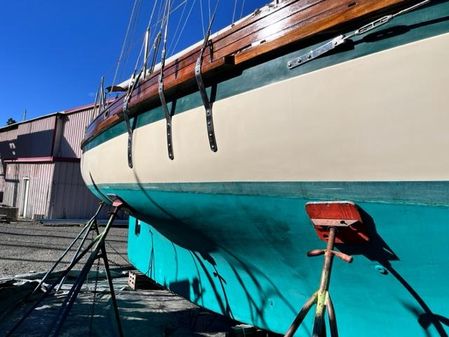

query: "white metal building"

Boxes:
[0, 104, 106, 220]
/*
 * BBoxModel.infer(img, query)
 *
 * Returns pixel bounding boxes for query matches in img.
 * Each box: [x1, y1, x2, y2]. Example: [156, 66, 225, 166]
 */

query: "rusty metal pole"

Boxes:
[284, 226, 347, 337]
[313, 226, 336, 337]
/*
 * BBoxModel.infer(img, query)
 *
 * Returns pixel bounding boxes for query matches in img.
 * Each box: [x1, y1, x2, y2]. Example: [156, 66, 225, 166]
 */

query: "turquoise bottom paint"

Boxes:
[110, 182, 449, 336]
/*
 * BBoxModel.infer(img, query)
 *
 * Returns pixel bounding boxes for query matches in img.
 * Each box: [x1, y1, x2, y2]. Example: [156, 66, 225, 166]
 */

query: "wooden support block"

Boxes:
[128, 270, 162, 290]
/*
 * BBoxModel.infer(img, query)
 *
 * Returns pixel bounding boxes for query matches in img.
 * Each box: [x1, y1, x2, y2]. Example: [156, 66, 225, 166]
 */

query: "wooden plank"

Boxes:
[234, 0, 413, 64]
[83, 0, 418, 145]
[128, 270, 162, 290]
[84, 56, 233, 143]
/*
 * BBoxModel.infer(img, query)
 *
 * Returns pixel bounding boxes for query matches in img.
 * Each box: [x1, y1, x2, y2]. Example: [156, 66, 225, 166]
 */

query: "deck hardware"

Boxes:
[149, 32, 162, 75]
[287, 0, 431, 69]
[6, 202, 125, 337]
[93, 77, 106, 118]
[287, 35, 345, 69]
[284, 201, 367, 337]
[195, 1, 220, 152]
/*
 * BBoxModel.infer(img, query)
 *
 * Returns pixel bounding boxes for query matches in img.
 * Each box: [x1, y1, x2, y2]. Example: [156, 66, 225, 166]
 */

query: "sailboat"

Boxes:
[81, 0, 449, 336]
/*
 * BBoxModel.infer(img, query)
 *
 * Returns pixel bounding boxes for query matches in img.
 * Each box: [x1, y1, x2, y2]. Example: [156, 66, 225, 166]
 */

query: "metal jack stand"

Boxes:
[33, 202, 105, 294]
[6, 200, 125, 337]
[284, 201, 369, 337]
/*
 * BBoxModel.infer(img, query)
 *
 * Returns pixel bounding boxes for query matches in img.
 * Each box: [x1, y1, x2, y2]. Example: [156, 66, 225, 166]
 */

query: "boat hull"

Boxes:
[126, 189, 449, 336]
[80, 4, 449, 335]
[82, 29, 449, 186]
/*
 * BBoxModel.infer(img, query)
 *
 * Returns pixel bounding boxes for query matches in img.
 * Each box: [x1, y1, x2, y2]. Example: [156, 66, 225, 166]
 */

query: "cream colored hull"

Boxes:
[82, 32, 449, 187]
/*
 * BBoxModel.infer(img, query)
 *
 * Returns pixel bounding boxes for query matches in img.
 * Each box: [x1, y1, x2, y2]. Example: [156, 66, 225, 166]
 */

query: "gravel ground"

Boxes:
[0, 221, 239, 337]
[0, 221, 130, 278]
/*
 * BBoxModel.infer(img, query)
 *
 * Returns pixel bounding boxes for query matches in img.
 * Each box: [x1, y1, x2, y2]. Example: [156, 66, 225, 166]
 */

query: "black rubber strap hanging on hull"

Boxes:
[123, 98, 134, 168]
[158, 0, 174, 160]
[123, 71, 141, 168]
[195, 49, 218, 152]
[158, 74, 174, 160]
[195, 1, 220, 152]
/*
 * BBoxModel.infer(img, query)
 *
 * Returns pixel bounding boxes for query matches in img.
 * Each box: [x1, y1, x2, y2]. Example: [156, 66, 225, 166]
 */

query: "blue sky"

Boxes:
[0, 0, 267, 125]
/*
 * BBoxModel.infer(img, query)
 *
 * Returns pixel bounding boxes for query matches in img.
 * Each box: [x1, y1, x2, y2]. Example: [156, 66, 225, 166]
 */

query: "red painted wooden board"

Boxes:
[305, 201, 370, 244]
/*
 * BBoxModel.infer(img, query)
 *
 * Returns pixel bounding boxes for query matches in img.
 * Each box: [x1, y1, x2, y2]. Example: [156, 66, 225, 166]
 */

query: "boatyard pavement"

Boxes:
[0, 221, 235, 337]
[0, 221, 129, 278]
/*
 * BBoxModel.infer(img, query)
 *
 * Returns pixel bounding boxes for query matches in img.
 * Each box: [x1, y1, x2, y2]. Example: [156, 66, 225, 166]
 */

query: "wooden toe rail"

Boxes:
[83, 0, 418, 146]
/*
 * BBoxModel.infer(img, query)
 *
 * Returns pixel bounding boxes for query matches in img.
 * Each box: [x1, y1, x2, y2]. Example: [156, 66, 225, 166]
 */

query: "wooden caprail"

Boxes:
[82, 0, 418, 146]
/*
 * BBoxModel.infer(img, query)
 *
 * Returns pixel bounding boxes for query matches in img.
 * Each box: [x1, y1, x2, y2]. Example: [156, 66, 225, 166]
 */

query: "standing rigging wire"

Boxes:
[144, 0, 189, 76]
[148, 0, 167, 68]
[168, 0, 189, 54]
[110, 0, 143, 90]
[151, 1, 192, 38]
[232, 0, 238, 23]
[158, 0, 175, 160]
[208, 0, 211, 22]
[199, 0, 206, 37]
[142, 0, 162, 68]
[147, 0, 162, 35]
[159, 0, 172, 88]
[127, 0, 188, 88]
[169, 0, 198, 55]
[240, 0, 246, 19]
[131, 0, 161, 76]
[203, 0, 221, 42]
[120, 0, 144, 78]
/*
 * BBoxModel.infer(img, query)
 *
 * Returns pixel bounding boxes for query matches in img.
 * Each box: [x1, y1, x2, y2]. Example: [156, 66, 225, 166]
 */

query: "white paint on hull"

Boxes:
[82, 32, 449, 185]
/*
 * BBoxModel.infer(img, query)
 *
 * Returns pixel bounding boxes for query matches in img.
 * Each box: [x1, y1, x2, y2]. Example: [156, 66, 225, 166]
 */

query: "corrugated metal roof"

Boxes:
[0, 102, 95, 132]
